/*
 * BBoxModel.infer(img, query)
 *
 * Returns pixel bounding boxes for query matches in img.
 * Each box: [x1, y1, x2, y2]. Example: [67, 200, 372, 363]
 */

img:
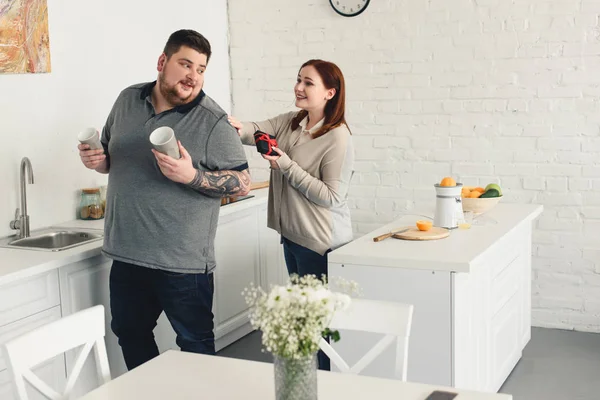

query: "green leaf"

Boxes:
[321, 328, 341, 343]
[330, 330, 341, 342]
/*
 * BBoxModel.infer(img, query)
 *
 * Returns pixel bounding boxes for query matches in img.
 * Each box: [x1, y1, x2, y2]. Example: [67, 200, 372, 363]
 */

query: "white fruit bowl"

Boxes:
[462, 196, 502, 214]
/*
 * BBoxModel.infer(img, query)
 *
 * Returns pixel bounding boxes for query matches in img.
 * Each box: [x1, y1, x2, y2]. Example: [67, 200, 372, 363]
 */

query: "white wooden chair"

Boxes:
[319, 298, 414, 381]
[3, 305, 111, 400]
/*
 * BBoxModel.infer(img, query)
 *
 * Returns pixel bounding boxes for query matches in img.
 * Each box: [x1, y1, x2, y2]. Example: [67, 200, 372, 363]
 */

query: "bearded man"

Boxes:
[77, 29, 250, 370]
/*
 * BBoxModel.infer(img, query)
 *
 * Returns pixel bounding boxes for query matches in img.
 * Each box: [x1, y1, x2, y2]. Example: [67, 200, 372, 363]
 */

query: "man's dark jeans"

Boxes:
[109, 260, 215, 370]
[282, 237, 331, 371]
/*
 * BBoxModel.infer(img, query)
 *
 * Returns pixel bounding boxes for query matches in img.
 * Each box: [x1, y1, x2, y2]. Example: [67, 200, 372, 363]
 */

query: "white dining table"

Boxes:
[80, 350, 513, 400]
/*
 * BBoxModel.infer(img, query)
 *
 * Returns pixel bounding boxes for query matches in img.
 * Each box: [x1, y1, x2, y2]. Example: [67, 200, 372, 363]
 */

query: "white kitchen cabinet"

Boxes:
[328, 264, 453, 385]
[0, 307, 65, 400]
[452, 222, 531, 392]
[213, 206, 261, 350]
[328, 203, 542, 393]
[0, 270, 60, 328]
[58, 254, 124, 398]
[258, 204, 288, 289]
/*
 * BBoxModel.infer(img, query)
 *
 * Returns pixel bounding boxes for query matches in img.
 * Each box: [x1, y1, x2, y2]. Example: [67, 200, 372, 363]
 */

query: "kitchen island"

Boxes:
[0, 188, 287, 400]
[328, 203, 543, 393]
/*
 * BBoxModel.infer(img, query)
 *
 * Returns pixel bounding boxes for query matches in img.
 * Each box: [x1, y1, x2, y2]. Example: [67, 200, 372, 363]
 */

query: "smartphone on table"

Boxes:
[424, 390, 458, 400]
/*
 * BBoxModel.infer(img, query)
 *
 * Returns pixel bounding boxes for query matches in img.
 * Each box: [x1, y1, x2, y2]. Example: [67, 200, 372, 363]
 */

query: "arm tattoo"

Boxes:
[187, 169, 251, 197]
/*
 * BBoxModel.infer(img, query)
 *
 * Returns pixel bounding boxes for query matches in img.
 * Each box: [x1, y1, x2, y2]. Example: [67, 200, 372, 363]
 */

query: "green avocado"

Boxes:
[480, 189, 500, 198]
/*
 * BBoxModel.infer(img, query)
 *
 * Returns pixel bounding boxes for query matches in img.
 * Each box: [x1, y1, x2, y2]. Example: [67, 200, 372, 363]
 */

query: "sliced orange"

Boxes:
[416, 220, 433, 231]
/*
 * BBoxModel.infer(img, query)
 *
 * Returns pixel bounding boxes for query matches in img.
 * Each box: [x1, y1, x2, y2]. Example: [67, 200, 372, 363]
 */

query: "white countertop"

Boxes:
[0, 189, 268, 286]
[329, 203, 543, 273]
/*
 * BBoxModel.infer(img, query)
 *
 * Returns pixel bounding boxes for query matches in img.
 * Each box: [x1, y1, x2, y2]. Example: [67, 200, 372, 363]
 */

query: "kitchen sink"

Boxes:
[0, 228, 103, 252]
[1, 194, 254, 252]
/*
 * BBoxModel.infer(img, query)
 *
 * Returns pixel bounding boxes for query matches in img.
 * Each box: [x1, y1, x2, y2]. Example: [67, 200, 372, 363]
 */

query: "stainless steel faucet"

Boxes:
[9, 157, 34, 238]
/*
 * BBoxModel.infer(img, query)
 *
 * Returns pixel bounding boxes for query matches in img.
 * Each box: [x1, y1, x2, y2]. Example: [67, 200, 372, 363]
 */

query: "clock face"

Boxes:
[329, 0, 370, 17]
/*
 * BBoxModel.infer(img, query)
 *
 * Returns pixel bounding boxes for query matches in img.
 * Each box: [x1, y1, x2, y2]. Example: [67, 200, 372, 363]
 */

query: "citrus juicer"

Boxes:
[433, 183, 464, 229]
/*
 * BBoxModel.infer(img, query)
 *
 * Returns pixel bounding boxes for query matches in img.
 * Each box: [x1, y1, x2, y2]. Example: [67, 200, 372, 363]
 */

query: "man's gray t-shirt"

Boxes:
[100, 82, 248, 273]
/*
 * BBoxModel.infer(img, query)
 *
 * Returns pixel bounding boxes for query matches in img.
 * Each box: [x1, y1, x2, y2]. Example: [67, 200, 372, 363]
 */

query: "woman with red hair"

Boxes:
[229, 57, 354, 287]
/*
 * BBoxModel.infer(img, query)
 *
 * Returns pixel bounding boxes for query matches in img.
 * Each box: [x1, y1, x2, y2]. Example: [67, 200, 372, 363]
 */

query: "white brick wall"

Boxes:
[227, 0, 600, 332]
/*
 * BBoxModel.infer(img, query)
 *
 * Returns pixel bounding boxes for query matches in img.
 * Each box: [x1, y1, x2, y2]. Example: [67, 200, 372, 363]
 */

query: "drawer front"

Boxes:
[491, 254, 522, 316]
[488, 226, 525, 279]
[488, 225, 528, 316]
[491, 292, 521, 390]
[0, 270, 60, 328]
[469, 223, 526, 281]
[0, 306, 62, 373]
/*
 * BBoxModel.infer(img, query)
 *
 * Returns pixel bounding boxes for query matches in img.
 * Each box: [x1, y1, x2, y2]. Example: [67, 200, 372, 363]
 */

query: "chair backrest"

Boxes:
[3, 305, 111, 400]
[319, 298, 414, 381]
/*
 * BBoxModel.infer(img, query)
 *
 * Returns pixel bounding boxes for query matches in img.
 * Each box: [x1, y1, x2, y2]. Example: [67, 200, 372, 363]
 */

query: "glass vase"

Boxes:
[273, 353, 318, 400]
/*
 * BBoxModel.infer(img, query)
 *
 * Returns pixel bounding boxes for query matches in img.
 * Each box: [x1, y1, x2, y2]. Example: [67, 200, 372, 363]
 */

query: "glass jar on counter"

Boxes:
[79, 188, 104, 220]
[99, 185, 107, 214]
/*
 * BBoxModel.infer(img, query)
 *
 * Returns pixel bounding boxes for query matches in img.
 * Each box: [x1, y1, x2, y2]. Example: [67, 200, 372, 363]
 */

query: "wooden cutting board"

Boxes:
[392, 226, 449, 241]
[250, 181, 269, 190]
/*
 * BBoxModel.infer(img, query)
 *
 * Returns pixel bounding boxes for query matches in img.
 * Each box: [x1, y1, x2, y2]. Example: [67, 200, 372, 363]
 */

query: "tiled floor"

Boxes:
[217, 327, 600, 399]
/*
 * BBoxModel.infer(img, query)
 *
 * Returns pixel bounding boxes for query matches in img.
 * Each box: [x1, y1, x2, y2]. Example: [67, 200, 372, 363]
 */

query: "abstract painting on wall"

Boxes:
[0, 0, 51, 74]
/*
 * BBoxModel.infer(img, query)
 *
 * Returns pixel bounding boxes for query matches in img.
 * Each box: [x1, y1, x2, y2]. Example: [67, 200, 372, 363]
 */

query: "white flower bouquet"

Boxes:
[243, 274, 354, 360]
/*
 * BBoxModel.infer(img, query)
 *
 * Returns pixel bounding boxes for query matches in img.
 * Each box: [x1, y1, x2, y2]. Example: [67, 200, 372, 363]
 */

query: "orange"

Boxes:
[472, 187, 485, 193]
[468, 191, 482, 198]
[416, 220, 433, 231]
[439, 177, 456, 187]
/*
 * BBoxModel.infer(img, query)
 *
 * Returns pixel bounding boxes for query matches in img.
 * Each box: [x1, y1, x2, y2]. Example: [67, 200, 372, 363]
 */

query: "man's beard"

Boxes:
[158, 77, 195, 107]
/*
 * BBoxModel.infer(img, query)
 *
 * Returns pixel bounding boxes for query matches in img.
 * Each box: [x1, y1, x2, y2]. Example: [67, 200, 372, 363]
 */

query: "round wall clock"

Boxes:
[329, 0, 370, 17]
